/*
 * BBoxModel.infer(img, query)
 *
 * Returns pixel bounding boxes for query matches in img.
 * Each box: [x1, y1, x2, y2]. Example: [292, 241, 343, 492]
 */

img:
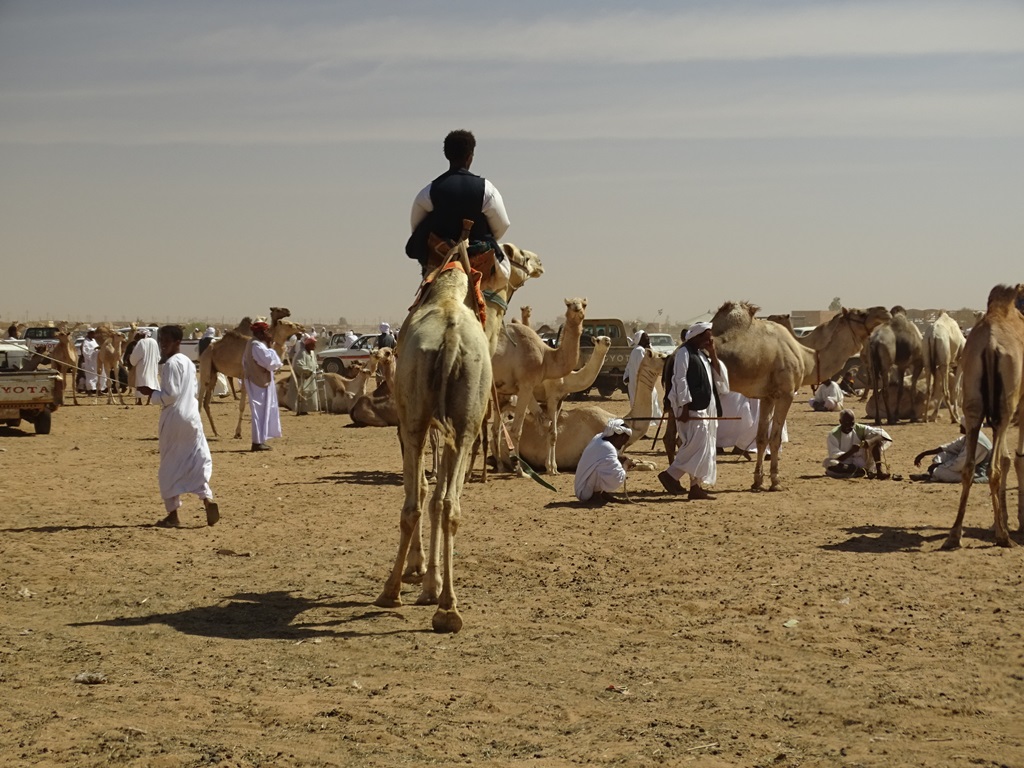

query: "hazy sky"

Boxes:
[1, 0, 1022, 328]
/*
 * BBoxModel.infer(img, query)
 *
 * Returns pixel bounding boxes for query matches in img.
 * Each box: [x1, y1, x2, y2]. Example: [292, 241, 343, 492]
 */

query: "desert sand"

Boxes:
[1, 390, 1022, 767]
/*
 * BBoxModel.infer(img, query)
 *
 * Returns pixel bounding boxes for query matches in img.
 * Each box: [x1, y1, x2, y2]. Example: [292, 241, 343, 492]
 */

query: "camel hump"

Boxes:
[986, 284, 1024, 313]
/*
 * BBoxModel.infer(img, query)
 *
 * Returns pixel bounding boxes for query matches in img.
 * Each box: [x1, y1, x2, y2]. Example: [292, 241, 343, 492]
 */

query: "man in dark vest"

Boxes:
[658, 322, 730, 500]
[407, 129, 510, 278]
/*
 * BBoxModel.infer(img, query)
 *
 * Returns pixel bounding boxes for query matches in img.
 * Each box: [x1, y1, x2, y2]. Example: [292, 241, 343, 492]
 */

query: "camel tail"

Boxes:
[431, 320, 461, 448]
[980, 349, 1002, 429]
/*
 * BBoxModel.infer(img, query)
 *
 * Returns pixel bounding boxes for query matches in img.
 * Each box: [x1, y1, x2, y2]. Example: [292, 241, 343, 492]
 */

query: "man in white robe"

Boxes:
[80, 329, 99, 395]
[810, 377, 844, 412]
[658, 322, 729, 500]
[291, 336, 320, 415]
[912, 424, 992, 483]
[129, 329, 160, 405]
[823, 409, 892, 479]
[623, 332, 662, 420]
[136, 325, 219, 528]
[243, 319, 283, 452]
[343, 330, 359, 348]
[574, 418, 633, 503]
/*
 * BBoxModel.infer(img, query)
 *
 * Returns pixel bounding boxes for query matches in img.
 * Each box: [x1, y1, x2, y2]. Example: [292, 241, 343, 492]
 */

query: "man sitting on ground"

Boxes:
[823, 409, 893, 479]
[911, 424, 992, 483]
[809, 375, 844, 412]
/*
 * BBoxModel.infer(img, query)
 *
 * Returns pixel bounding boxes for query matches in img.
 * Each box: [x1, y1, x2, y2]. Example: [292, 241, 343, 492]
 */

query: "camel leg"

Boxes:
[891, 372, 904, 425]
[201, 375, 220, 438]
[767, 395, 793, 491]
[432, 438, 470, 634]
[662, 413, 677, 463]
[1016, 419, 1024, 534]
[750, 398, 773, 492]
[993, 442, 1012, 548]
[908, 369, 922, 423]
[417, 448, 447, 606]
[233, 386, 248, 439]
[508, 393, 533, 476]
[375, 425, 429, 608]
[545, 399, 560, 475]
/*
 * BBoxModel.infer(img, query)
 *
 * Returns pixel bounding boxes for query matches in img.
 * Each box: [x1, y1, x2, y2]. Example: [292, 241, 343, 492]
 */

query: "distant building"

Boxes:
[790, 309, 837, 327]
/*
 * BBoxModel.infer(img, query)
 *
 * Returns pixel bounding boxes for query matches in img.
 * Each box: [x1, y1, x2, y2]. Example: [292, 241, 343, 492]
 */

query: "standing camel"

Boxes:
[198, 314, 303, 438]
[711, 303, 891, 491]
[922, 311, 966, 423]
[375, 243, 492, 633]
[490, 298, 587, 473]
[50, 324, 80, 405]
[943, 284, 1024, 549]
[92, 324, 127, 405]
[519, 306, 532, 328]
[867, 306, 924, 425]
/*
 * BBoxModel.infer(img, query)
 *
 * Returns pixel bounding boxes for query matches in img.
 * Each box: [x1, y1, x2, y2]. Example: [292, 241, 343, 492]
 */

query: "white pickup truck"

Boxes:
[0, 369, 62, 434]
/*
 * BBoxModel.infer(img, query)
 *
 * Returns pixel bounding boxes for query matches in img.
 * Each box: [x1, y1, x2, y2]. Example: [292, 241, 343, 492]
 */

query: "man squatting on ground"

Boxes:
[136, 325, 219, 529]
[574, 418, 635, 503]
[823, 408, 893, 479]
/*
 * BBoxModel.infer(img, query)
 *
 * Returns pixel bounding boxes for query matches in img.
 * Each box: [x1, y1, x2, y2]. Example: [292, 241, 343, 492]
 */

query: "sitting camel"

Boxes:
[867, 306, 924, 425]
[943, 284, 1024, 549]
[350, 348, 399, 427]
[323, 355, 382, 414]
[198, 310, 303, 438]
[922, 311, 966, 423]
[530, 335, 611, 474]
[712, 302, 891, 491]
[490, 298, 587, 473]
[865, 376, 934, 422]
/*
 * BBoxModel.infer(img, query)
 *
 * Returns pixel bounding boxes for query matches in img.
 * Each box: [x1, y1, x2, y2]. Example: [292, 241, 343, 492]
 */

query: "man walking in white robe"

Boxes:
[574, 418, 633, 503]
[244, 319, 283, 452]
[136, 325, 219, 528]
[658, 322, 729, 500]
[81, 329, 99, 395]
[129, 329, 160, 405]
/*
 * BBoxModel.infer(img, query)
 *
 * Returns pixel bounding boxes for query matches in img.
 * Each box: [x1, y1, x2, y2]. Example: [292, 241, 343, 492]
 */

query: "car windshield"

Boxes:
[24, 328, 58, 340]
[648, 334, 674, 347]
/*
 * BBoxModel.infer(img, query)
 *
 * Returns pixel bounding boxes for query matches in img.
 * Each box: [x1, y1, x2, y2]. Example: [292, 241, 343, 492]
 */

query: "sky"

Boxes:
[1, 0, 1022, 329]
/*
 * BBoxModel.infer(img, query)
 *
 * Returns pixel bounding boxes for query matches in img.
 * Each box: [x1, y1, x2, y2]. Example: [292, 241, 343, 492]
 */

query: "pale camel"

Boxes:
[198, 315, 303, 438]
[490, 298, 587, 473]
[517, 404, 615, 472]
[711, 302, 891, 491]
[531, 335, 611, 473]
[350, 348, 399, 427]
[922, 311, 966, 423]
[374, 243, 492, 633]
[943, 284, 1024, 549]
[323, 355, 381, 414]
[519, 306, 532, 328]
[49, 324, 80, 406]
[92, 324, 127, 405]
[621, 348, 667, 449]
[867, 306, 924, 425]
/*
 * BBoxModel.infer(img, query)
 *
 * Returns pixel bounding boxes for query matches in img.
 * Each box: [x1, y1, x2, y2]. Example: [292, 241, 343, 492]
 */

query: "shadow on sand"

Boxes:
[819, 524, 1004, 553]
[69, 590, 429, 640]
[318, 470, 402, 486]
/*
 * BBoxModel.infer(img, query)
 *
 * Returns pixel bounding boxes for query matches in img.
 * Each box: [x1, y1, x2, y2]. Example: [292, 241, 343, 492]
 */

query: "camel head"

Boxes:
[271, 319, 304, 349]
[890, 305, 907, 316]
[592, 335, 612, 353]
[270, 307, 291, 324]
[503, 244, 544, 290]
[563, 297, 587, 326]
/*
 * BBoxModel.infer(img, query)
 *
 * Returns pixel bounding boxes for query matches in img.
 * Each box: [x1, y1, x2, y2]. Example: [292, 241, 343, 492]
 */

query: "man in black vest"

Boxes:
[658, 322, 730, 500]
[407, 129, 510, 276]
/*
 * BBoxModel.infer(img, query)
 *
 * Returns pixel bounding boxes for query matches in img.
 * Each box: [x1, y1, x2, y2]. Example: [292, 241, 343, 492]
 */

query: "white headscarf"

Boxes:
[138, 328, 151, 338]
[627, 330, 644, 347]
[202, 326, 216, 339]
[684, 322, 713, 342]
[602, 418, 632, 438]
[379, 322, 391, 334]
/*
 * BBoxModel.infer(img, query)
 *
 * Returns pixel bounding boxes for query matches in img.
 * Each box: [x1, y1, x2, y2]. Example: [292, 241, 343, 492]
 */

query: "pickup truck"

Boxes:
[0, 369, 62, 434]
[573, 318, 632, 397]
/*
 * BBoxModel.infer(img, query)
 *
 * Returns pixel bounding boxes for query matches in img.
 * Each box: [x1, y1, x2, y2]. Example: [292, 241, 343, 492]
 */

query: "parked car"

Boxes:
[316, 334, 379, 376]
[647, 333, 677, 357]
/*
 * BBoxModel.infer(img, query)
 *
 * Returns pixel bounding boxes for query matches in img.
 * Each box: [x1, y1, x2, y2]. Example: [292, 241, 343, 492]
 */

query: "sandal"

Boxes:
[155, 516, 182, 528]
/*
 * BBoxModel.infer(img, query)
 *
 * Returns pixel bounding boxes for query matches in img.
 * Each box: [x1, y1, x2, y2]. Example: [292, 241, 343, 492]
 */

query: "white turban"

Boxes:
[138, 328, 151, 338]
[379, 322, 391, 334]
[602, 418, 632, 438]
[684, 322, 713, 342]
[627, 330, 643, 347]
[202, 326, 216, 339]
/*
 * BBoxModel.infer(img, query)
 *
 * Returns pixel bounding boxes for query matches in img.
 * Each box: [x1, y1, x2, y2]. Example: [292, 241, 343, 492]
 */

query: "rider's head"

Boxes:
[444, 130, 476, 169]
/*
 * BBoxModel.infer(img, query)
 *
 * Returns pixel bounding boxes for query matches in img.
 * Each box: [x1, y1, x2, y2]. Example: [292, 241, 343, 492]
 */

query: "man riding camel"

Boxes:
[407, 129, 511, 278]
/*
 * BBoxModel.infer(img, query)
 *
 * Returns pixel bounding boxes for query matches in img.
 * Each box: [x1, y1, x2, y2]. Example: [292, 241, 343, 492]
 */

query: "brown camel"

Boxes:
[490, 298, 587, 473]
[942, 286, 1024, 548]
[531, 335, 611, 474]
[199, 313, 303, 438]
[867, 306, 924, 425]
[375, 243, 492, 633]
[350, 348, 398, 427]
[711, 302, 891, 491]
[92, 324, 127, 405]
[922, 311, 966, 423]
[49, 324, 80, 406]
[519, 305, 532, 328]
[322, 354, 382, 414]
[943, 284, 1024, 549]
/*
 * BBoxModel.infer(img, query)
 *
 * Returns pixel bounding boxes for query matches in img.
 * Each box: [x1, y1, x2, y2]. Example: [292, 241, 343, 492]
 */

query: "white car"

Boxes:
[316, 334, 381, 375]
[647, 333, 678, 357]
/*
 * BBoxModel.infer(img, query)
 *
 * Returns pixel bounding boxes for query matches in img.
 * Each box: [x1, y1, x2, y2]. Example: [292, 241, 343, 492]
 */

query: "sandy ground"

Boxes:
[2, 388, 1023, 768]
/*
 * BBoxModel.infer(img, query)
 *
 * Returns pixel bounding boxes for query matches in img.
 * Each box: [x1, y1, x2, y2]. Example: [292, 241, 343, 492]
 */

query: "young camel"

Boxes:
[50, 324, 80, 406]
[943, 284, 1024, 549]
[322, 355, 381, 414]
[530, 335, 611, 474]
[490, 298, 587, 473]
[350, 348, 399, 427]
[199, 316, 303, 438]
[375, 243, 492, 633]
[92, 324, 127, 405]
